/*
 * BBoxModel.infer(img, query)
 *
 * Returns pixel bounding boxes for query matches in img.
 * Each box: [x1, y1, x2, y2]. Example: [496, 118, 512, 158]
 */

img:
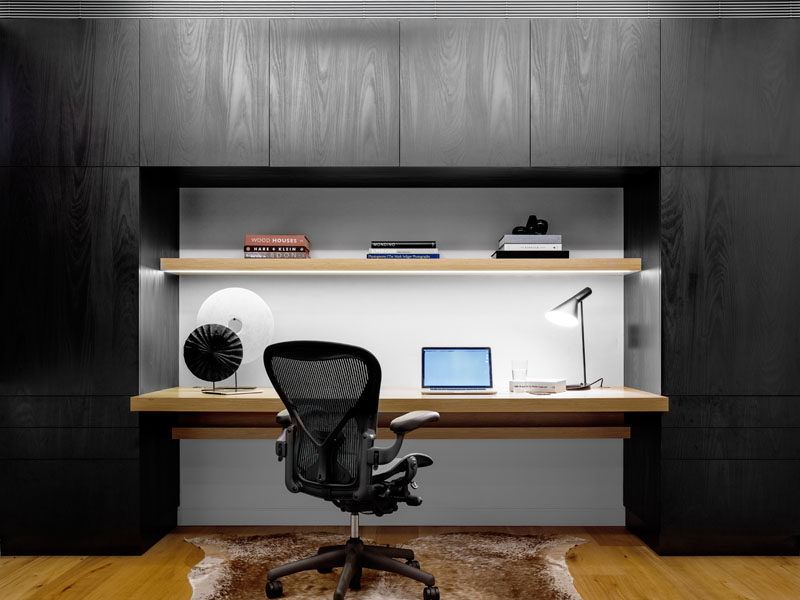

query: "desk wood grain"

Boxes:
[131, 386, 667, 414]
[133, 387, 665, 440]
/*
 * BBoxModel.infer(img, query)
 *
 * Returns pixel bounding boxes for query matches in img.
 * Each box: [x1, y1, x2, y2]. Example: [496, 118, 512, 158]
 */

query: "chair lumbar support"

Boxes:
[263, 341, 441, 600]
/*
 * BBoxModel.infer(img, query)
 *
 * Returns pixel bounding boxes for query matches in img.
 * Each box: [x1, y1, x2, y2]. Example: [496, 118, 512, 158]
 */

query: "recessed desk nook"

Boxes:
[131, 166, 664, 541]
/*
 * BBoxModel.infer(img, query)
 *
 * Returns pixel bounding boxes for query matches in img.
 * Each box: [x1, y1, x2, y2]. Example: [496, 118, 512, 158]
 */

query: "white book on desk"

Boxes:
[509, 379, 567, 394]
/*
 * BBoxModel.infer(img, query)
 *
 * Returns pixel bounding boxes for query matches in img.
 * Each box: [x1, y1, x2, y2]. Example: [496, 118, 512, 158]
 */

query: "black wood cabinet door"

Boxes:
[270, 20, 399, 166]
[663, 396, 800, 429]
[661, 167, 800, 395]
[531, 19, 659, 166]
[0, 167, 139, 395]
[400, 20, 530, 166]
[661, 459, 800, 535]
[0, 459, 143, 554]
[0, 19, 139, 166]
[140, 19, 269, 166]
[0, 396, 137, 428]
[662, 19, 800, 166]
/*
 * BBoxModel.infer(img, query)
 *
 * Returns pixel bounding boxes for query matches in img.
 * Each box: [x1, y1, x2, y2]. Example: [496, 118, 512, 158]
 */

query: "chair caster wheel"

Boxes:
[423, 585, 440, 600]
[406, 559, 421, 569]
[317, 567, 333, 574]
[265, 580, 283, 598]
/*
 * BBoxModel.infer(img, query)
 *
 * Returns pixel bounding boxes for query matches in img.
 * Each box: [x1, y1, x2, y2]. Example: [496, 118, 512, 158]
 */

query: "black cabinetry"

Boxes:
[140, 19, 270, 166]
[661, 167, 800, 395]
[662, 19, 800, 166]
[270, 20, 399, 166]
[625, 167, 800, 555]
[400, 20, 530, 166]
[0, 166, 178, 554]
[0, 19, 139, 166]
[531, 19, 660, 166]
[0, 167, 139, 396]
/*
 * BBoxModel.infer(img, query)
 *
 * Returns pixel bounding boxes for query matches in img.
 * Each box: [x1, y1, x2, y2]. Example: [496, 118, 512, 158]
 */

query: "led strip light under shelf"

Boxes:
[159, 258, 642, 276]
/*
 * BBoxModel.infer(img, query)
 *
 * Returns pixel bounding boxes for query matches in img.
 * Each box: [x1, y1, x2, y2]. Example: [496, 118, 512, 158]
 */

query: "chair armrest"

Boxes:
[389, 411, 440, 434]
[276, 409, 292, 427]
[365, 411, 439, 469]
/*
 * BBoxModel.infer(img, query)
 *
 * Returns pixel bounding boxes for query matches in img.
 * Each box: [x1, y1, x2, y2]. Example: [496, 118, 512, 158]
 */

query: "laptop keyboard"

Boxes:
[429, 387, 486, 391]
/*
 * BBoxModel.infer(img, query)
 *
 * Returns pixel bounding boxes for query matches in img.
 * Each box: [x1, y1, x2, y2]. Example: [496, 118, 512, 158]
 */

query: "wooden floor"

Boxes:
[1, 527, 799, 599]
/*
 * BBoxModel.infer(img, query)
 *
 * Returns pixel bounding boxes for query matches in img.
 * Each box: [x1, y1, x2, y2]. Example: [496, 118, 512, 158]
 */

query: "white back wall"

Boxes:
[178, 187, 625, 526]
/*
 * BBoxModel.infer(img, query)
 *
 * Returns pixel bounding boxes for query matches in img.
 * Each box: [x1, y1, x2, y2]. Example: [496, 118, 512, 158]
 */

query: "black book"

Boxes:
[492, 250, 570, 259]
[371, 241, 437, 249]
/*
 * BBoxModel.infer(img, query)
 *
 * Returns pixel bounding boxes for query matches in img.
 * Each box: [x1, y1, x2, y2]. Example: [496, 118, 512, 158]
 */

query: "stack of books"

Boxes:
[492, 234, 569, 259]
[244, 234, 310, 259]
[367, 241, 440, 259]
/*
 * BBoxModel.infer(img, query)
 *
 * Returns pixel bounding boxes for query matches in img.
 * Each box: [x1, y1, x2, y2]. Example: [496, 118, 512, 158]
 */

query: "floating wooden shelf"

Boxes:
[160, 257, 641, 275]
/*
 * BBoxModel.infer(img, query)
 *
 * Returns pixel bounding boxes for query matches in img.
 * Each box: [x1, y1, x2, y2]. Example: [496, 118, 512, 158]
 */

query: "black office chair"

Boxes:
[263, 341, 441, 600]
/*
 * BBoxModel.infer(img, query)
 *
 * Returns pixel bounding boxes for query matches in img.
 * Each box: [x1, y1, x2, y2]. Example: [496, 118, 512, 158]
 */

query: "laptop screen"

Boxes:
[422, 347, 493, 388]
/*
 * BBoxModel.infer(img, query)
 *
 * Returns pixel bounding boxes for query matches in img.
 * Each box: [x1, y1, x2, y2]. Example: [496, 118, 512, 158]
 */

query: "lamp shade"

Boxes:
[545, 287, 593, 328]
[197, 287, 274, 364]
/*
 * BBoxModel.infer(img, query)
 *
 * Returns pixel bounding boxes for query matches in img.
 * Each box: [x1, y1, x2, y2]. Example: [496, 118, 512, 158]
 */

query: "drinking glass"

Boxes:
[511, 359, 528, 381]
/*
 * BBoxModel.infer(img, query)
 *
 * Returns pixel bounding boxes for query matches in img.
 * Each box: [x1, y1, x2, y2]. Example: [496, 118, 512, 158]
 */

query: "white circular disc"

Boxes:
[197, 287, 274, 364]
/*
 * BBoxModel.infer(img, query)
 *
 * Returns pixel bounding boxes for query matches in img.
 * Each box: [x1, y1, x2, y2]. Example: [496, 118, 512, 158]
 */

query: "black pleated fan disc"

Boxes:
[183, 324, 243, 383]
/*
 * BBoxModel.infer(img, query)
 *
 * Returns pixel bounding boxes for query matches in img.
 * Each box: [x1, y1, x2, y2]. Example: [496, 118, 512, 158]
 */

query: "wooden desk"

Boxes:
[131, 386, 667, 440]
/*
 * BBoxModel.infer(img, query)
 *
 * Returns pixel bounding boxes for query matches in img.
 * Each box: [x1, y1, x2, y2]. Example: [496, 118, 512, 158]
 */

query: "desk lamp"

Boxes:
[545, 287, 594, 391]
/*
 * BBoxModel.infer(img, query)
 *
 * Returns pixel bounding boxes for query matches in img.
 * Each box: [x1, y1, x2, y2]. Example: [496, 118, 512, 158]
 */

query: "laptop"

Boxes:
[421, 347, 497, 395]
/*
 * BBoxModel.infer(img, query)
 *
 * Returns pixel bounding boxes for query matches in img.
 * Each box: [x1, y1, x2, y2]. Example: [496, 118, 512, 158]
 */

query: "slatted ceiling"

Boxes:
[2, 1, 799, 19]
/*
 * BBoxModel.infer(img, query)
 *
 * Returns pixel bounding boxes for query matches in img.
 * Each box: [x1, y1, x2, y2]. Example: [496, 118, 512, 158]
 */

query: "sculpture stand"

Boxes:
[201, 372, 262, 395]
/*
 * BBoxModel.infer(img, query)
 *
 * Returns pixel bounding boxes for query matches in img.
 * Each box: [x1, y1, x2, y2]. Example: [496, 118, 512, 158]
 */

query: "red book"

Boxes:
[245, 234, 310, 247]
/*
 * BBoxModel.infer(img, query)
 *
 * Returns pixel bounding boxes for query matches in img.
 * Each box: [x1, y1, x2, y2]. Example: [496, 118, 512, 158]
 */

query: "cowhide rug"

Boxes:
[186, 532, 586, 600]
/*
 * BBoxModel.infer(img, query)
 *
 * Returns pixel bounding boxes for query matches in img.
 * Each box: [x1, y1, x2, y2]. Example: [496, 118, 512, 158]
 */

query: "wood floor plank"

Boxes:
[1, 527, 799, 599]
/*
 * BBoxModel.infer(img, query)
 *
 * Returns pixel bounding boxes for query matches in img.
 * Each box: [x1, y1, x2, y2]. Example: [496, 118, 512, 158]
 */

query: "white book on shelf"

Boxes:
[498, 234, 562, 245]
[499, 243, 562, 251]
[367, 247, 439, 254]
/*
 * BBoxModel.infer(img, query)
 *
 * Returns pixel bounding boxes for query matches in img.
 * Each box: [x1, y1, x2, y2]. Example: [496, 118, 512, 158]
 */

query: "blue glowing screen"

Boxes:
[422, 348, 492, 387]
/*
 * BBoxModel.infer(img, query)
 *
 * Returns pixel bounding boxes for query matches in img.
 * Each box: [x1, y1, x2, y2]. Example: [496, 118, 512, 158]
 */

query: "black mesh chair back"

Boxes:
[264, 341, 381, 488]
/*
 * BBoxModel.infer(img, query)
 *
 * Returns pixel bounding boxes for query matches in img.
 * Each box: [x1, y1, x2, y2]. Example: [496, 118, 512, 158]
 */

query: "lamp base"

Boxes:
[566, 383, 592, 391]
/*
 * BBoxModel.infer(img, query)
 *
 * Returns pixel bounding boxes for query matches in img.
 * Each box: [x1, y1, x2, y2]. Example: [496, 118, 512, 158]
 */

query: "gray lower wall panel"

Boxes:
[178, 438, 624, 526]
